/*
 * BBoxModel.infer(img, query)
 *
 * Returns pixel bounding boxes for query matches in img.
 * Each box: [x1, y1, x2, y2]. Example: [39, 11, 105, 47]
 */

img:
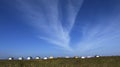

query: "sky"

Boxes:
[0, 0, 120, 58]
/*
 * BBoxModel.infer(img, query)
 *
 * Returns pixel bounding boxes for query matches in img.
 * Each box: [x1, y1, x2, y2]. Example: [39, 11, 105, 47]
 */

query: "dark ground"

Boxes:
[0, 56, 120, 67]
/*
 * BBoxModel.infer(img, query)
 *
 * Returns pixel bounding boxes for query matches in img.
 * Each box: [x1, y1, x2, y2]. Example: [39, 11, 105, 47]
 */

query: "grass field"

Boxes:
[0, 56, 120, 67]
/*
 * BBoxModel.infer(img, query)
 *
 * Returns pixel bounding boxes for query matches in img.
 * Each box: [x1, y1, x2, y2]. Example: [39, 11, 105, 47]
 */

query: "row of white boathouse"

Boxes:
[8, 55, 100, 60]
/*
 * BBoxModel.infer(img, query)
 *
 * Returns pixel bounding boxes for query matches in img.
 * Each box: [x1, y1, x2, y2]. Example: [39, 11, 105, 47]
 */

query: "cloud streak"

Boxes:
[75, 14, 120, 54]
[16, 0, 120, 54]
[17, 0, 84, 51]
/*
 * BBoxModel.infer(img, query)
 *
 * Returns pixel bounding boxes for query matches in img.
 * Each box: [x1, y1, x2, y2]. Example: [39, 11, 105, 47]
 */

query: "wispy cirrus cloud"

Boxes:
[16, 0, 120, 54]
[16, 0, 84, 51]
[75, 14, 120, 54]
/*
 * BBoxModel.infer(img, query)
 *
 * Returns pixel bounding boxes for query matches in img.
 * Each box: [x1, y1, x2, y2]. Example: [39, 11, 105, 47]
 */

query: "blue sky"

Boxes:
[0, 0, 120, 58]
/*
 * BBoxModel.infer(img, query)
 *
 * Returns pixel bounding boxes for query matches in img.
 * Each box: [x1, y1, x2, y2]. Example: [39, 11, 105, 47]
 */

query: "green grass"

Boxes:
[0, 56, 120, 67]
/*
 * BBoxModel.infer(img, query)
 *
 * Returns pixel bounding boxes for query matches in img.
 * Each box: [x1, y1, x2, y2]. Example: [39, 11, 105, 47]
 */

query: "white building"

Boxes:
[74, 56, 79, 59]
[43, 57, 48, 60]
[49, 56, 54, 59]
[95, 55, 100, 58]
[18, 57, 23, 60]
[8, 57, 13, 60]
[81, 56, 85, 59]
[35, 56, 40, 60]
[27, 56, 32, 60]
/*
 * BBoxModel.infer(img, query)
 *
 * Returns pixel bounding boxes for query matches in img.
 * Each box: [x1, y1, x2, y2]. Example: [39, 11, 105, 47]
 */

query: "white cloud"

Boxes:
[75, 14, 120, 53]
[16, 0, 84, 51]
[16, 0, 120, 54]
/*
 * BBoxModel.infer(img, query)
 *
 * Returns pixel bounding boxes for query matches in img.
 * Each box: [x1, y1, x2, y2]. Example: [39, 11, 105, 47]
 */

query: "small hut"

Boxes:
[18, 57, 24, 60]
[74, 56, 79, 59]
[81, 56, 85, 59]
[49, 56, 54, 59]
[95, 55, 100, 58]
[35, 56, 40, 60]
[86, 56, 93, 58]
[43, 57, 48, 60]
[27, 56, 32, 60]
[8, 57, 14, 60]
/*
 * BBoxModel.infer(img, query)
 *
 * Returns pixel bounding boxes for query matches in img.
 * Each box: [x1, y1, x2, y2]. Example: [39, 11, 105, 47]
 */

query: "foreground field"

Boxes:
[0, 56, 120, 67]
